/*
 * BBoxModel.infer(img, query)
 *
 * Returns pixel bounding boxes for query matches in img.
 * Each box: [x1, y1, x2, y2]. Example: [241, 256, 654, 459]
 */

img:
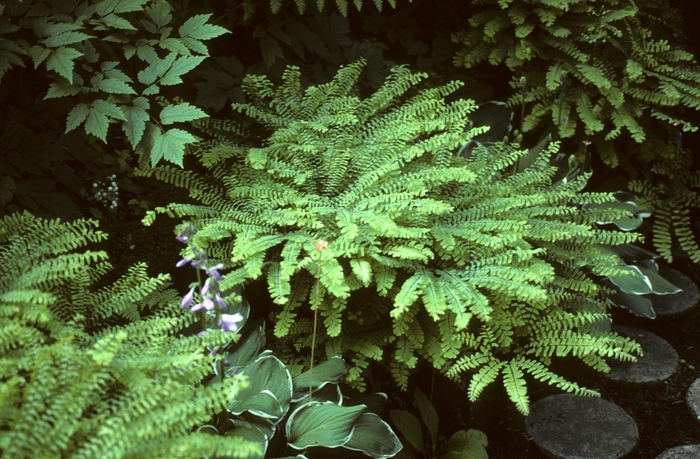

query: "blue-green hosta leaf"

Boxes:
[291, 356, 346, 401]
[440, 429, 488, 459]
[389, 409, 423, 453]
[343, 412, 403, 459]
[228, 390, 284, 420]
[160, 55, 206, 85]
[121, 99, 149, 148]
[224, 324, 265, 373]
[637, 264, 681, 295]
[46, 47, 83, 82]
[607, 289, 656, 319]
[414, 388, 438, 448]
[44, 32, 93, 48]
[150, 128, 197, 167]
[227, 352, 293, 420]
[607, 265, 652, 295]
[287, 402, 365, 450]
[178, 14, 229, 41]
[159, 102, 208, 125]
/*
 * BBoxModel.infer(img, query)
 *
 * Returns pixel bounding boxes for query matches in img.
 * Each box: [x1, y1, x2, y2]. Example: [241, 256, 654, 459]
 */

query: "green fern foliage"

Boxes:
[453, 0, 700, 166]
[141, 60, 642, 413]
[0, 211, 261, 458]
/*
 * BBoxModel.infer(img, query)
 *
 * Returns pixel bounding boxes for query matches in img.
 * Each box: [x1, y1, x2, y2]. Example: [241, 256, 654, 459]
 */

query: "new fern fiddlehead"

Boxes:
[140, 59, 642, 414]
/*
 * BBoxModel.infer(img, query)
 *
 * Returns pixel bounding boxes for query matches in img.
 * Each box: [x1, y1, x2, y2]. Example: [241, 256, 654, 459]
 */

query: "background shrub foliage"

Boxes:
[1, 0, 700, 457]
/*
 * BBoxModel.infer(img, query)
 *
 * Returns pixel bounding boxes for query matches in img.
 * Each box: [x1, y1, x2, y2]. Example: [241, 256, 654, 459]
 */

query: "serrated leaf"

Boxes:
[260, 34, 284, 68]
[160, 55, 206, 85]
[45, 80, 81, 99]
[84, 100, 126, 142]
[46, 47, 83, 82]
[95, 77, 136, 94]
[121, 103, 149, 148]
[137, 52, 177, 85]
[84, 106, 110, 142]
[101, 13, 137, 30]
[113, 0, 150, 13]
[65, 103, 90, 132]
[29, 45, 51, 68]
[44, 32, 93, 48]
[179, 14, 229, 41]
[150, 127, 198, 167]
[158, 37, 190, 55]
[159, 102, 208, 124]
[146, 0, 172, 28]
[180, 37, 208, 55]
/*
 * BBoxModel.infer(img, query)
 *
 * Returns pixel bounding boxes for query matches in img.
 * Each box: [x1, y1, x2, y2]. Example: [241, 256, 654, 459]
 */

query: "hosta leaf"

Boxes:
[287, 402, 365, 449]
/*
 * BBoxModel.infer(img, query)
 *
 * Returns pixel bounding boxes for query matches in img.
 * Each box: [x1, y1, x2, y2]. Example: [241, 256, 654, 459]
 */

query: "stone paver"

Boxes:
[606, 326, 678, 383]
[652, 266, 699, 316]
[686, 378, 700, 422]
[655, 444, 700, 459]
[526, 393, 638, 459]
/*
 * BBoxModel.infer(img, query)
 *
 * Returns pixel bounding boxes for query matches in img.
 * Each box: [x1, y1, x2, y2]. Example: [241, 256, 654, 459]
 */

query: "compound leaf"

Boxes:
[160, 102, 208, 125]
[46, 47, 83, 82]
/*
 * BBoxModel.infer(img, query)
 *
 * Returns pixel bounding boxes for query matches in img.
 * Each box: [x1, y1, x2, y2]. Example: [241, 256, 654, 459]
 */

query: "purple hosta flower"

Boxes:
[176, 223, 197, 243]
[215, 293, 227, 311]
[206, 263, 224, 281]
[182, 287, 195, 309]
[219, 313, 244, 332]
[191, 297, 216, 313]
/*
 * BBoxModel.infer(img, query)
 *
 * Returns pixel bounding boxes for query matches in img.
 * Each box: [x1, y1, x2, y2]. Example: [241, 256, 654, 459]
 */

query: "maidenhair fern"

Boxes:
[0, 211, 260, 458]
[139, 59, 642, 414]
[453, 0, 700, 167]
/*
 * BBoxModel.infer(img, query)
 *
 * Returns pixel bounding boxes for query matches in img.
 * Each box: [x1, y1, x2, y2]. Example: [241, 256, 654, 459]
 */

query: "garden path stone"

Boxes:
[685, 378, 700, 421]
[606, 326, 678, 383]
[526, 393, 638, 459]
[651, 266, 699, 316]
[655, 444, 700, 458]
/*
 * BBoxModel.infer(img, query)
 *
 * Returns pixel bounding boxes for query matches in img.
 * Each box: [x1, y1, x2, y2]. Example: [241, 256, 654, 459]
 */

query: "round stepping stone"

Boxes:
[606, 326, 678, 383]
[651, 266, 699, 316]
[686, 378, 700, 421]
[656, 444, 700, 458]
[526, 393, 638, 459]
